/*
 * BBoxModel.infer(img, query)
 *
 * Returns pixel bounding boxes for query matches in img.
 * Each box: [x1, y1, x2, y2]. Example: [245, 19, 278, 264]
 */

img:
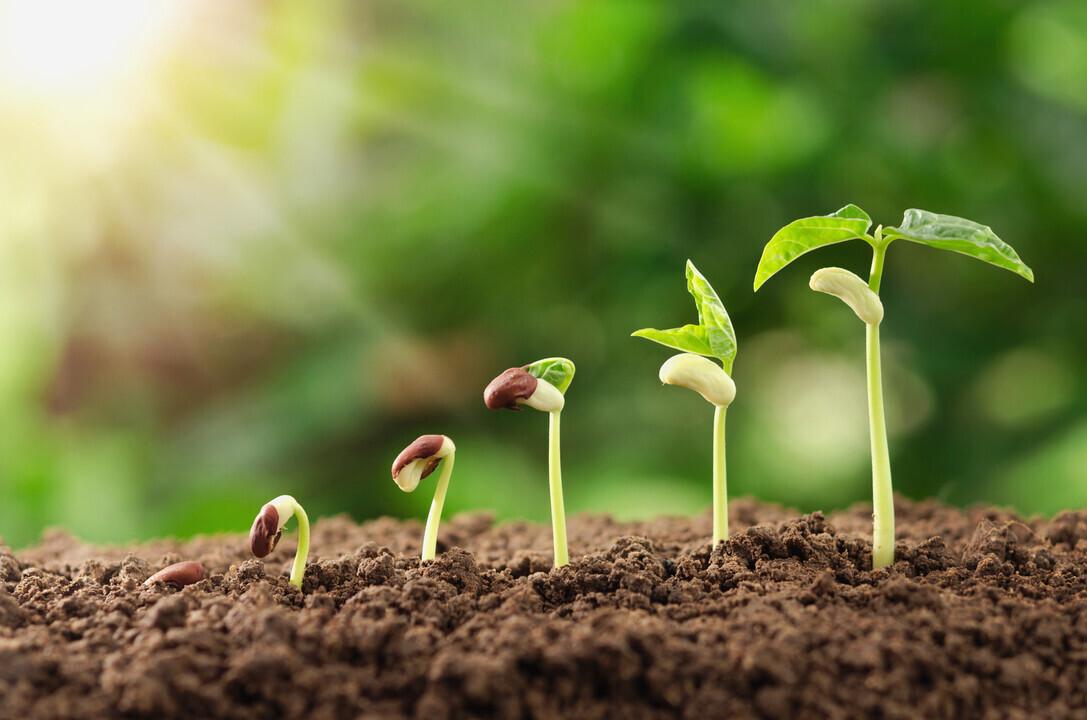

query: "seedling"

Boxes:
[392, 434, 456, 561]
[633, 260, 738, 545]
[754, 205, 1033, 568]
[484, 357, 575, 567]
[144, 561, 205, 588]
[248, 494, 310, 589]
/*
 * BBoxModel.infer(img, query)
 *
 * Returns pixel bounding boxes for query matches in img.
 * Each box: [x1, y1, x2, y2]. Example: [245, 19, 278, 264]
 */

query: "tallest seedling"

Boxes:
[754, 205, 1033, 568]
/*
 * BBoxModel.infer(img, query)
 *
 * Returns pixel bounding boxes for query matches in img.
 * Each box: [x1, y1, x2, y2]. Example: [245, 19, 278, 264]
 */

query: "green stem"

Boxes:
[867, 241, 894, 569]
[869, 227, 886, 293]
[289, 503, 310, 589]
[548, 411, 569, 567]
[421, 453, 454, 561]
[712, 405, 728, 544]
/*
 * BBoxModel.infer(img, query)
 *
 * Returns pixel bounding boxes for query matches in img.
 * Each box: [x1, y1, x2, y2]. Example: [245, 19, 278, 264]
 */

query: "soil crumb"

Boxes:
[2, 497, 1087, 719]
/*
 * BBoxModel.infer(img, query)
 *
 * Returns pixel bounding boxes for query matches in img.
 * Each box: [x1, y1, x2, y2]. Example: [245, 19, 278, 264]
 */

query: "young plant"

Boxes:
[484, 357, 575, 567]
[392, 434, 456, 562]
[754, 205, 1033, 568]
[248, 494, 310, 589]
[632, 260, 738, 545]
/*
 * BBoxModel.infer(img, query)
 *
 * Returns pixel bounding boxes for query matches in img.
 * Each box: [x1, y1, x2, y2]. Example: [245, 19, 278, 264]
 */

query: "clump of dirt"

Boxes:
[2, 498, 1087, 719]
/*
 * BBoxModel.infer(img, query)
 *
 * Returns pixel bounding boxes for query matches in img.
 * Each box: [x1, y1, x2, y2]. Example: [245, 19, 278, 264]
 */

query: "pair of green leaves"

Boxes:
[525, 357, 576, 394]
[630, 205, 1031, 374]
[632, 261, 737, 374]
[753, 204, 1034, 291]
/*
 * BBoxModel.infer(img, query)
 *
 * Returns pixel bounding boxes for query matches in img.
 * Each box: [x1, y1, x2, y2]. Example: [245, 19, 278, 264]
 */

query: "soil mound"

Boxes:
[2, 498, 1086, 719]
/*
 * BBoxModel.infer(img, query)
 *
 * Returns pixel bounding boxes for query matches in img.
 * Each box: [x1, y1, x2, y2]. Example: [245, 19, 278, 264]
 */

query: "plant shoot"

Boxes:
[633, 260, 738, 545]
[755, 205, 1033, 568]
[484, 357, 575, 567]
[248, 494, 311, 589]
[392, 434, 456, 562]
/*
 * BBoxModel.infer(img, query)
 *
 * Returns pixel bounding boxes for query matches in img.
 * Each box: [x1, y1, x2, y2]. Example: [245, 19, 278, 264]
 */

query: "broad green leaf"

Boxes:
[753, 204, 874, 291]
[883, 209, 1034, 282]
[524, 357, 576, 394]
[685, 260, 737, 371]
[631, 325, 716, 359]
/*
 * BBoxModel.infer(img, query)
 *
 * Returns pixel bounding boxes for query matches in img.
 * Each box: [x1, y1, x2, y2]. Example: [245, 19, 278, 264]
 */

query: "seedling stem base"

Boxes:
[549, 411, 569, 567]
[712, 405, 728, 544]
[289, 503, 310, 589]
[867, 240, 894, 569]
[422, 455, 454, 561]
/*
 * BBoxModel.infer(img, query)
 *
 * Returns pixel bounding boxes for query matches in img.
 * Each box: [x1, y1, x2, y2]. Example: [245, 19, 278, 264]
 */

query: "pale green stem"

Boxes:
[867, 239, 895, 569]
[289, 503, 310, 589]
[421, 453, 454, 562]
[868, 229, 887, 294]
[712, 405, 728, 544]
[548, 411, 569, 567]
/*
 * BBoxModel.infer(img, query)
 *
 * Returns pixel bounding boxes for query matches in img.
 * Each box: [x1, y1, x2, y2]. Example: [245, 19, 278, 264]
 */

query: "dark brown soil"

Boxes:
[3, 497, 1087, 719]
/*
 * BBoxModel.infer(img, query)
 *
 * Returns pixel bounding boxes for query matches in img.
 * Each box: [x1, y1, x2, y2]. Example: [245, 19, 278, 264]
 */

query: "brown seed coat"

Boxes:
[249, 504, 280, 558]
[483, 367, 537, 410]
[144, 561, 205, 588]
[391, 434, 446, 479]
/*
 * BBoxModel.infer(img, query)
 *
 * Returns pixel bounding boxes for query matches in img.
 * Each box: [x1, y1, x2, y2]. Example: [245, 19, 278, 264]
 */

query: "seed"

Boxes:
[144, 561, 205, 587]
[483, 367, 537, 410]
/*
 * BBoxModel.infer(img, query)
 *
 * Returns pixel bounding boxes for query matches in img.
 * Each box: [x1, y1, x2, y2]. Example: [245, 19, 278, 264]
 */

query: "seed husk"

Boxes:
[144, 561, 205, 588]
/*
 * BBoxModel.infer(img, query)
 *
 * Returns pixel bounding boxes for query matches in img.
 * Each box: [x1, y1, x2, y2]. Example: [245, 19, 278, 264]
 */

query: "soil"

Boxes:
[3, 498, 1087, 720]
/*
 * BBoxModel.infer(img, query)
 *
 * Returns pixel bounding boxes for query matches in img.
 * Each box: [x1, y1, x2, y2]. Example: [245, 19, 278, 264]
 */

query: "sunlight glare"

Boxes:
[0, 0, 181, 101]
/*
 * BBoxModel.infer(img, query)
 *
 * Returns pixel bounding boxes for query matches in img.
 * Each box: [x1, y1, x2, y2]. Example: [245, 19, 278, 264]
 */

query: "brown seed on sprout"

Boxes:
[483, 367, 538, 410]
[391, 434, 446, 481]
[249, 503, 281, 558]
[392, 434, 457, 560]
[483, 359, 571, 565]
[144, 561, 205, 588]
[247, 495, 310, 589]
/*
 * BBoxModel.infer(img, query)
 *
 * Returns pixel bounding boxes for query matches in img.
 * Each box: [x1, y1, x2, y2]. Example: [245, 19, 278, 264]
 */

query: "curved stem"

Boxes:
[712, 405, 728, 544]
[289, 502, 310, 589]
[422, 453, 454, 561]
[548, 411, 569, 567]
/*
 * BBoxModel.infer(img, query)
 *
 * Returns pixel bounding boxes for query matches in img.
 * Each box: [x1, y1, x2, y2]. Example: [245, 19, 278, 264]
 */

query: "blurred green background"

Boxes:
[1, 0, 1084, 548]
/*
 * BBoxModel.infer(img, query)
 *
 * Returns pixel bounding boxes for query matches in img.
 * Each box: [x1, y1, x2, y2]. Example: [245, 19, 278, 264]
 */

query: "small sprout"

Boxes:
[484, 357, 575, 567]
[756, 205, 1033, 569]
[392, 434, 456, 562]
[633, 260, 738, 545]
[144, 561, 205, 588]
[248, 494, 310, 589]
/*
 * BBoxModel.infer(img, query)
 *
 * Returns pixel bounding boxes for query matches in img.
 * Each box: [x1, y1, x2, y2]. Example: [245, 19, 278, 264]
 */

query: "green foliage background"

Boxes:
[1, 0, 1085, 547]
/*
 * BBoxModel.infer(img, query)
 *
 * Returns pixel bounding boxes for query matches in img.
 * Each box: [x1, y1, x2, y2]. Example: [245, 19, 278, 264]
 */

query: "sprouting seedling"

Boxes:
[392, 434, 456, 562]
[632, 260, 738, 545]
[484, 357, 574, 567]
[248, 494, 310, 589]
[754, 205, 1033, 569]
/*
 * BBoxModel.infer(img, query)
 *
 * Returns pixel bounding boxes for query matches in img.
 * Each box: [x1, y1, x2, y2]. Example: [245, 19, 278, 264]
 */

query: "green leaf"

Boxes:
[524, 357, 576, 394]
[631, 325, 716, 359]
[883, 209, 1034, 282]
[633, 262, 737, 372]
[753, 204, 874, 291]
[685, 260, 737, 371]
